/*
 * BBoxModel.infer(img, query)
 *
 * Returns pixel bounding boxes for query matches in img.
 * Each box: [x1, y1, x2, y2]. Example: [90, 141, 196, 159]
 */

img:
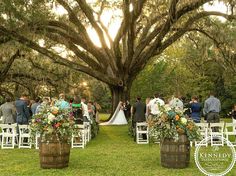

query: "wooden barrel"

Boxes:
[39, 137, 70, 169]
[160, 134, 190, 169]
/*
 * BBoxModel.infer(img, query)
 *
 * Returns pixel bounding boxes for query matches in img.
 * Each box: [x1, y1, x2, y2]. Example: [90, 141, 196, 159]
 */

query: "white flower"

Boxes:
[163, 104, 171, 111]
[180, 117, 187, 124]
[48, 113, 56, 122]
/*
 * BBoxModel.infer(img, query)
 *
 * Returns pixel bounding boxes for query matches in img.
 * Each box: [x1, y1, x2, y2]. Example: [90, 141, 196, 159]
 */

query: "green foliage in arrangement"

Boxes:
[148, 105, 201, 141]
[30, 105, 75, 142]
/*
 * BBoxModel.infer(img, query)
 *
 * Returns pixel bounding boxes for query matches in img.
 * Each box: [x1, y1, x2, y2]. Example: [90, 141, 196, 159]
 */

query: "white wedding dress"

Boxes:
[100, 102, 128, 125]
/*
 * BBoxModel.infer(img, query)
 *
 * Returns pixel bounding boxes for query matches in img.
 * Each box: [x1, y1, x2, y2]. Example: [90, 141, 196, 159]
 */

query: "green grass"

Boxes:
[0, 116, 235, 176]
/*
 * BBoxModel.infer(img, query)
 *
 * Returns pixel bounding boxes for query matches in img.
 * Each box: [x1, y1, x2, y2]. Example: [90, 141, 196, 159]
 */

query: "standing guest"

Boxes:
[88, 101, 95, 121]
[190, 96, 202, 123]
[203, 92, 221, 131]
[50, 97, 58, 106]
[81, 97, 91, 123]
[35, 97, 50, 114]
[145, 97, 151, 118]
[182, 96, 191, 117]
[71, 96, 83, 124]
[0, 97, 16, 124]
[94, 102, 101, 123]
[124, 100, 132, 121]
[55, 93, 70, 109]
[132, 96, 146, 141]
[15, 94, 30, 125]
[228, 104, 236, 127]
[148, 93, 165, 118]
[31, 97, 41, 115]
[169, 94, 184, 110]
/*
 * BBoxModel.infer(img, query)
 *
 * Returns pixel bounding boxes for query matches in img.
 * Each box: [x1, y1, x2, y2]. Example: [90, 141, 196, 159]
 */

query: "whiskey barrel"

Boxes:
[160, 134, 190, 168]
[39, 136, 70, 169]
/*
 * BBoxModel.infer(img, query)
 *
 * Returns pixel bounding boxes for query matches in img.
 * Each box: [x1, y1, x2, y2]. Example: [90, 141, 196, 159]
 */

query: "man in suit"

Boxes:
[124, 100, 131, 121]
[132, 96, 146, 141]
[15, 94, 30, 125]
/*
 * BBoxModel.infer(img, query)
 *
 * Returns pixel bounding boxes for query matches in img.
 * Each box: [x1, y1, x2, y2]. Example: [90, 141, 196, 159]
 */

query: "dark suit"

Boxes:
[15, 99, 30, 124]
[133, 101, 146, 123]
[124, 103, 131, 120]
[132, 101, 146, 141]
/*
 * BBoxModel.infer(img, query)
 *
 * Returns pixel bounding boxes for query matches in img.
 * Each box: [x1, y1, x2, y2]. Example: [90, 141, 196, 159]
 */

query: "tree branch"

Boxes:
[0, 26, 120, 86]
[132, 11, 236, 73]
[75, 0, 112, 55]
[0, 50, 20, 83]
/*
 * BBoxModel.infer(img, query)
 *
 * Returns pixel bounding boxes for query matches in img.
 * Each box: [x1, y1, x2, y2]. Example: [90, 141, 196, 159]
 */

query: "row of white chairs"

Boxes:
[194, 122, 236, 147]
[135, 122, 236, 146]
[0, 122, 91, 149]
[71, 122, 91, 149]
[0, 124, 31, 149]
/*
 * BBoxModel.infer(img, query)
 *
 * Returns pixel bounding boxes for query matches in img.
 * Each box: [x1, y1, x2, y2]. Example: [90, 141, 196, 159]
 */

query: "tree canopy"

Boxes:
[0, 0, 236, 111]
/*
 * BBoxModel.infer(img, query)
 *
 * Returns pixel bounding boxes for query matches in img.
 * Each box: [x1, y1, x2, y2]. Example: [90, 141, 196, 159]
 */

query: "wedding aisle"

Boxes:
[1, 125, 235, 176]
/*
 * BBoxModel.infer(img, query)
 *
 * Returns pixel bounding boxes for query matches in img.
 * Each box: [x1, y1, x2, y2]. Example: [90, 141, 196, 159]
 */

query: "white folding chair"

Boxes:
[84, 122, 91, 143]
[0, 124, 17, 149]
[18, 125, 31, 148]
[195, 123, 209, 147]
[35, 133, 40, 149]
[224, 122, 236, 146]
[136, 122, 149, 144]
[71, 124, 85, 148]
[210, 122, 224, 146]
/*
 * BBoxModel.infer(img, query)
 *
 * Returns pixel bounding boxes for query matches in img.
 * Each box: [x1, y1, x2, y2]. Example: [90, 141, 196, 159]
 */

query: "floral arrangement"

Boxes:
[30, 105, 75, 142]
[148, 104, 201, 141]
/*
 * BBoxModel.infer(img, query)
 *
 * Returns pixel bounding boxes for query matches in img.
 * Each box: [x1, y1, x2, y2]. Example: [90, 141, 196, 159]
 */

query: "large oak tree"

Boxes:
[0, 0, 235, 111]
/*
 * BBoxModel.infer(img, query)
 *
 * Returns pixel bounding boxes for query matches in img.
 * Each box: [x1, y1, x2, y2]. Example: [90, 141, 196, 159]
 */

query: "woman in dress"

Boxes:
[100, 101, 127, 125]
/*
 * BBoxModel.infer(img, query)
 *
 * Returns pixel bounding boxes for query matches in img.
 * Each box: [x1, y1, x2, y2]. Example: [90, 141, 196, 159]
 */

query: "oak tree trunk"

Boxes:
[109, 84, 131, 117]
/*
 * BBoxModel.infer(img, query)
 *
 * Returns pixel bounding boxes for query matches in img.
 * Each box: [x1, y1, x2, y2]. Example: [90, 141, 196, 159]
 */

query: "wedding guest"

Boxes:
[15, 94, 30, 125]
[145, 97, 151, 118]
[88, 101, 95, 120]
[35, 97, 50, 114]
[228, 104, 236, 126]
[81, 97, 91, 123]
[169, 94, 184, 110]
[94, 102, 101, 123]
[203, 92, 221, 131]
[50, 97, 58, 106]
[148, 93, 165, 118]
[190, 96, 202, 123]
[55, 93, 70, 109]
[0, 97, 16, 124]
[31, 97, 41, 115]
[71, 96, 83, 124]
[132, 97, 146, 123]
[132, 96, 146, 141]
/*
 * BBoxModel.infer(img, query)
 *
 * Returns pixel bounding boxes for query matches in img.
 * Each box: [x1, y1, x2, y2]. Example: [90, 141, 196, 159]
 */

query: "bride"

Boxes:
[100, 101, 128, 125]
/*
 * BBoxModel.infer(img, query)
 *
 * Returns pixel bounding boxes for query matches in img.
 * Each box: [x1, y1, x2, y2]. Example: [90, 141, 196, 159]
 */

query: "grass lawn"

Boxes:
[0, 115, 235, 176]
